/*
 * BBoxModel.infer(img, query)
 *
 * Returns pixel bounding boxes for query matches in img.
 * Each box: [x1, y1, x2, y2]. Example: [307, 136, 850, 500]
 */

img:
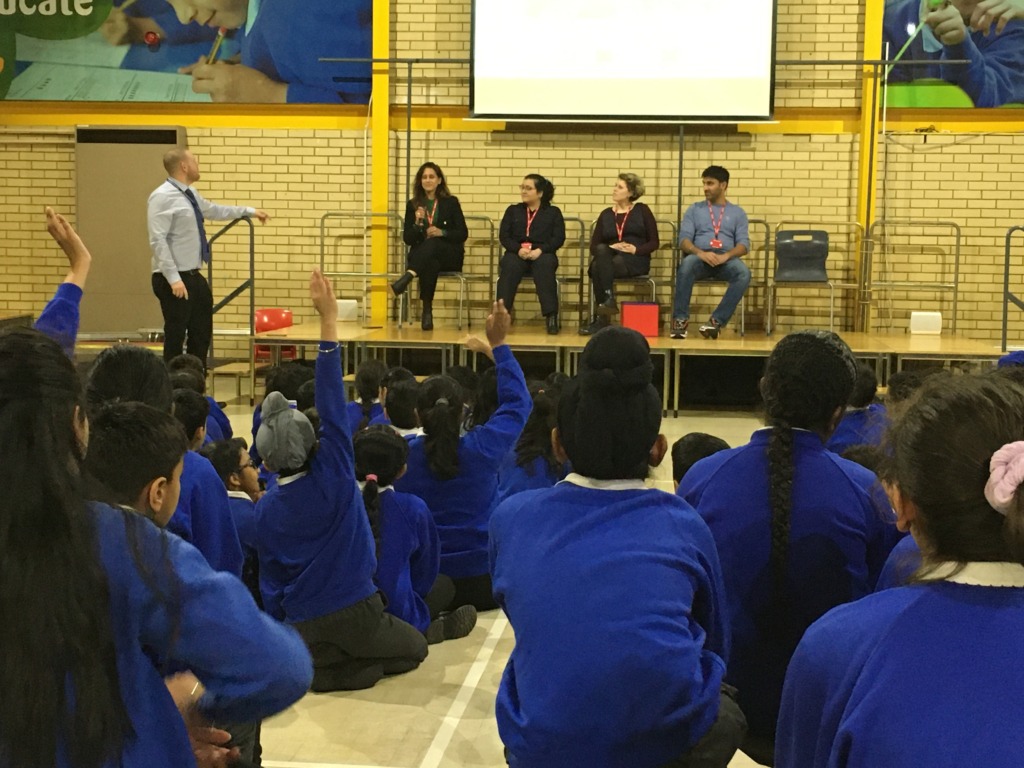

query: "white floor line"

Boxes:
[417, 614, 510, 768]
[263, 762, 401, 768]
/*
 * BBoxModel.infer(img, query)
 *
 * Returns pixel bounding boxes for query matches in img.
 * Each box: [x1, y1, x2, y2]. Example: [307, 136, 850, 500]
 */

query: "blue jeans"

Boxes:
[672, 255, 751, 327]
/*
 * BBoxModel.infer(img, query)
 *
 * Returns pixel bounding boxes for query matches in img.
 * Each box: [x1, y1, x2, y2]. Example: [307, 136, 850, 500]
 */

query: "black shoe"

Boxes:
[546, 313, 560, 335]
[596, 293, 618, 316]
[421, 310, 433, 331]
[578, 316, 610, 336]
[699, 318, 721, 339]
[426, 604, 478, 645]
[390, 271, 414, 296]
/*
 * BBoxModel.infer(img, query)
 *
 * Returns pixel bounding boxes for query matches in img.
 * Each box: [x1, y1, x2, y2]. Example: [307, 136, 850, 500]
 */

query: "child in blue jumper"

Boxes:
[491, 326, 745, 768]
[87, 344, 244, 579]
[167, 353, 233, 442]
[495, 380, 568, 506]
[347, 358, 388, 434]
[826, 363, 889, 455]
[671, 433, 730, 488]
[255, 271, 427, 693]
[353, 425, 477, 644]
[383, 378, 424, 439]
[395, 300, 531, 611]
[778, 374, 1024, 767]
[678, 331, 901, 765]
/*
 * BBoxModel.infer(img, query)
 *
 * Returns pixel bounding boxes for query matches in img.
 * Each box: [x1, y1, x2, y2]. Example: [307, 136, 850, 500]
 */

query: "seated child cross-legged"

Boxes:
[490, 326, 746, 768]
[395, 300, 531, 612]
[256, 271, 427, 693]
[778, 374, 1024, 767]
[353, 425, 477, 644]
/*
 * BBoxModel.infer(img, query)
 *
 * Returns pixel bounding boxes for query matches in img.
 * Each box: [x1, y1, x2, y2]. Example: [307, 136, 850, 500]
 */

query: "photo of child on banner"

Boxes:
[1, 0, 370, 104]
[883, 0, 1024, 107]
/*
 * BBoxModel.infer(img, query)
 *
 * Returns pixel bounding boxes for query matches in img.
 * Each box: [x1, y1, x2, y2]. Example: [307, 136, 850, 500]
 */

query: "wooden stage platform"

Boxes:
[246, 322, 1006, 414]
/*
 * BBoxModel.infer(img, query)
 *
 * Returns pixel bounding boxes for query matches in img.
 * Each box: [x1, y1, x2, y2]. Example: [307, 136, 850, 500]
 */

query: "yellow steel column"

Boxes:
[369, 0, 391, 325]
[855, 0, 886, 331]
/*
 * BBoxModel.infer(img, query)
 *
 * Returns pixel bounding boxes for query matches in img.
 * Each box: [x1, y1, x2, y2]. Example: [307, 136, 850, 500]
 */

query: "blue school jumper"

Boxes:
[495, 451, 567, 506]
[395, 344, 530, 579]
[491, 476, 728, 768]
[243, 0, 371, 104]
[67, 502, 311, 768]
[167, 451, 244, 578]
[206, 396, 233, 442]
[227, 492, 257, 559]
[255, 345, 377, 623]
[678, 428, 900, 739]
[34, 282, 81, 357]
[374, 487, 440, 633]
[777, 566, 1024, 768]
[346, 400, 384, 434]
[875, 534, 923, 591]
[826, 402, 889, 455]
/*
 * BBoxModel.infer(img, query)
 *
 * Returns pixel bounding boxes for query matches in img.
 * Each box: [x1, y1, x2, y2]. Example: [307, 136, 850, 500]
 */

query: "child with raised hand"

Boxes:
[33, 207, 92, 357]
[678, 331, 901, 764]
[354, 426, 477, 644]
[348, 358, 388, 434]
[396, 300, 531, 612]
[0, 327, 311, 768]
[495, 380, 568, 505]
[491, 326, 744, 768]
[255, 271, 427, 693]
[778, 374, 1024, 767]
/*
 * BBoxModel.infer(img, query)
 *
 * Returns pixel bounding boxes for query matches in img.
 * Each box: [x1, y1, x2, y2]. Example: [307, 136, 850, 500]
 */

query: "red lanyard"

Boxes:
[614, 206, 632, 241]
[425, 199, 437, 227]
[525, 206, 539, 238]
[707, 201, 724, 238]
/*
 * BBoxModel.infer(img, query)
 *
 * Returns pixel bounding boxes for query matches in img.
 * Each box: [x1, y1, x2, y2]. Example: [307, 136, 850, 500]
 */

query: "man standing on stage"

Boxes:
[670, 166, 750, 340]
[148, 147, 268, 364]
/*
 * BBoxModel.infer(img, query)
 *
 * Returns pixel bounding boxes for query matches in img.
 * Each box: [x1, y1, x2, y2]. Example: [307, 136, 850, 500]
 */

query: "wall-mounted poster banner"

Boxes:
[882, 0, 1024, 108]
[0, 0, 372, 103]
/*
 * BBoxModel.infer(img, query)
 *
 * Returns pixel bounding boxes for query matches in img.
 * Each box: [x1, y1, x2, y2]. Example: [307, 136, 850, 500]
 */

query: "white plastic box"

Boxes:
[910, 311, 942, 335]
[336, 299, 359, 322]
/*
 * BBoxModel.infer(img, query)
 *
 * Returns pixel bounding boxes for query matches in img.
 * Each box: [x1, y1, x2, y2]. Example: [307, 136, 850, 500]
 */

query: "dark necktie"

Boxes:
[182, 188, 212, 264]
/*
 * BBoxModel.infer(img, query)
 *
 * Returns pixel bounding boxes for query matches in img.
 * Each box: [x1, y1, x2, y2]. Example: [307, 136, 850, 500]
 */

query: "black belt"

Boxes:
[182, 268, 203, 276]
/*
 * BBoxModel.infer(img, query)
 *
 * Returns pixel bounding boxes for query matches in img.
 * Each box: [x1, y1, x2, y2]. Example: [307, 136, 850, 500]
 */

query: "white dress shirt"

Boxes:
[148, 178, 254, 285]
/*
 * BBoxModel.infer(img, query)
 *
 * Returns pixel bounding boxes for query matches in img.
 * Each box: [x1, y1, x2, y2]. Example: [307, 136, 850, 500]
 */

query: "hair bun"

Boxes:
[579, 362, 653, 396]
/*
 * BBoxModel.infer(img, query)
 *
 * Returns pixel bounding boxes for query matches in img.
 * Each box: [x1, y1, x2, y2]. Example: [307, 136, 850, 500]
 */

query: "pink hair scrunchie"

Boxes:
[984, 441, 1024, 516]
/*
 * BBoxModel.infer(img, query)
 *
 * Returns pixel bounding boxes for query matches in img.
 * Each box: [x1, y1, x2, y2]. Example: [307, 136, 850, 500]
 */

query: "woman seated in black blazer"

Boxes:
[390, 162, 468, 331]
[580, 173, 660, 336]
[496, 174, 565, 335]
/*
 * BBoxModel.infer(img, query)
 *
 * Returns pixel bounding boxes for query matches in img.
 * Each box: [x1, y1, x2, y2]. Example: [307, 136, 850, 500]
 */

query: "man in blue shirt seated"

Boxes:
[671, 166, 751, 341]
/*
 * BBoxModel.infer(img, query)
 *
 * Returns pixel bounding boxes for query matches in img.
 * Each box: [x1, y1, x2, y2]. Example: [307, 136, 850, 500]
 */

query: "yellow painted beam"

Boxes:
[367, 0, 390, 325]
[855, 0, 886, 331]
[0, 102, 371, 129]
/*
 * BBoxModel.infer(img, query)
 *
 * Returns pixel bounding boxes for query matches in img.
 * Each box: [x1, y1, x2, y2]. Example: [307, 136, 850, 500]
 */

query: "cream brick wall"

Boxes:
[4, 0, 1024, 348]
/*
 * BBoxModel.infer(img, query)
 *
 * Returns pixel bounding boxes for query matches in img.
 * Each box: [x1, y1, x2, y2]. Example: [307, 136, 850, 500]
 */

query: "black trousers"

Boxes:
[151, 270, 213, 364]
[450, 572, 499, 612]
[407, 239, 464, 305]
[425, 573, 457, 618]
[588, 244, 650, 300]
[497, 251, 560, 317]
[295, 592, 428, 693]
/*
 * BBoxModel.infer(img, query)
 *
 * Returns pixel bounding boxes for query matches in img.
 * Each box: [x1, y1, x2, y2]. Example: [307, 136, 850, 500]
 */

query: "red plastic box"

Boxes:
[621, 302, 660, 337]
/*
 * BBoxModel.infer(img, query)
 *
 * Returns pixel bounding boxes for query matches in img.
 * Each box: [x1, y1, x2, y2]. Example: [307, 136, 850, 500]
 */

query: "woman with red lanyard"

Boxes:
[496, 174, 565, 335]
[580, 173, 660, 336]
[391, 162, 468, 331]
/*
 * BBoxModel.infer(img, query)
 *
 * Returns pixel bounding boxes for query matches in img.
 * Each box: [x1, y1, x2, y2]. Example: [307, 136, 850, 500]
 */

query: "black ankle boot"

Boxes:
[546, 313, 560, 335]
[596, 290, 618, 316]
[390, 271, 414, 296]
[578, 315, 610, 336]
[421, 308, 433, 331]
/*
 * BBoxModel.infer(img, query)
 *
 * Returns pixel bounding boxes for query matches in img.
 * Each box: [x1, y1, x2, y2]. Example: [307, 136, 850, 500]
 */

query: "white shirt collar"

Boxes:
[393, 426, 424, 438]
[276, 471, 308, 487]
[356, 480, 395, 493]
[227, 490, 252, 500]
[934, 561, 1024, 588]
[559, 472, 650, 492]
